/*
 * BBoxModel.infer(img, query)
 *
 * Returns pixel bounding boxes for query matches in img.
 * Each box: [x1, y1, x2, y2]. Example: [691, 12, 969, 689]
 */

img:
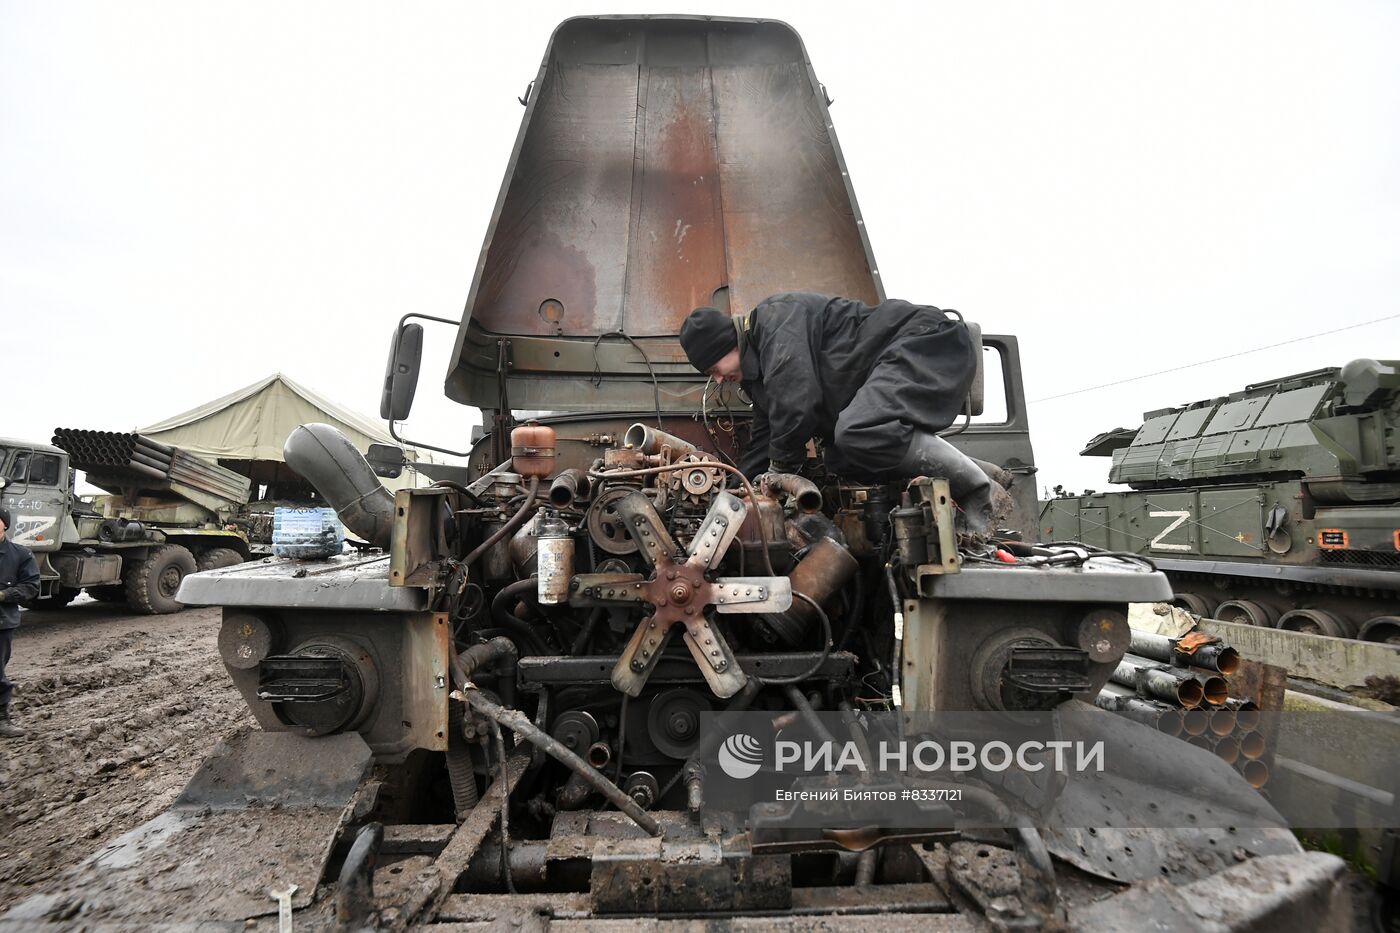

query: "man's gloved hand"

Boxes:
[753, 460, 804, 491]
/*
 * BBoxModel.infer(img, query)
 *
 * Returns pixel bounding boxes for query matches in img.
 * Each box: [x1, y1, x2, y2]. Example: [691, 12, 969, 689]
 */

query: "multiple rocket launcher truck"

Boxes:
[0, 429, 251, 613]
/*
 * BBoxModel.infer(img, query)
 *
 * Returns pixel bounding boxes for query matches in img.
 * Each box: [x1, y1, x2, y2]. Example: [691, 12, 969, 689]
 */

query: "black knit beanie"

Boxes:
[679, 306, 738, 372]
[0, 507, 10, 534]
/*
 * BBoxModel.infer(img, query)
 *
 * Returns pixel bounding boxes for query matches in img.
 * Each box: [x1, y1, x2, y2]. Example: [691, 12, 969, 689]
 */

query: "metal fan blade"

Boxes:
[567, 573, 647, 608]
[711, 576, 793, 614]
[611, 616, 677, 697]
[686, 490, 748, 571]
[612, 490, 682, 569]
[680, 616, 748, 698]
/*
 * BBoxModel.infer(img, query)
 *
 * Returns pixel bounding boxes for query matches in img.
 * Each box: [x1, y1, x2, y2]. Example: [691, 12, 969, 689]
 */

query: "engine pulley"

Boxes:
[585, 487, 641, 555]
[646, 687, 713, 758]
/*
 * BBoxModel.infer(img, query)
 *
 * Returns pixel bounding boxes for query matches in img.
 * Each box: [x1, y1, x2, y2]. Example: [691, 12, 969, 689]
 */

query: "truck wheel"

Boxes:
[196, 547, 244, 572]
[126, 544, 197, 614]
[87, 585, 128, 603]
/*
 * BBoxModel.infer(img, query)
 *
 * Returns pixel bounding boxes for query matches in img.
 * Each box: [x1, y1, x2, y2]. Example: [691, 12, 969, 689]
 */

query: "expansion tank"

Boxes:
[1042, 360, 1400, 641]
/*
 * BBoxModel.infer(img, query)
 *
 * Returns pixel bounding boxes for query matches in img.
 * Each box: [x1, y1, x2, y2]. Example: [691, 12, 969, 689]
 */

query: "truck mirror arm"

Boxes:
[381, 312, 477, 457]
[387, 420, 476, 460]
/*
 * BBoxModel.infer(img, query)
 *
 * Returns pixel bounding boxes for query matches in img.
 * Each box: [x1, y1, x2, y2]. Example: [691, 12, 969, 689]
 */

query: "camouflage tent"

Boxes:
[139, 373, 429, 491]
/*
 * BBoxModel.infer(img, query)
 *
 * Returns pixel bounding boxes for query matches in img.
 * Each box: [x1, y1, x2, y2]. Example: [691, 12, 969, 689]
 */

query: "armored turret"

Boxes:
[1044, 359, 1400, 642]
[1087, 359, 1399, 501]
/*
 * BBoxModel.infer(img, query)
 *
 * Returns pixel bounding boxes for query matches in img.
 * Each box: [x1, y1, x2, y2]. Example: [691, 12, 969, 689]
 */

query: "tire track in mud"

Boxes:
[0, 604, 253, 910]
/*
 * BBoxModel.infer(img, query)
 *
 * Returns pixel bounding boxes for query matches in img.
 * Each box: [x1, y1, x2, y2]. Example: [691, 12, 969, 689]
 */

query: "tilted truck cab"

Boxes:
[4, 16, 1350, 931]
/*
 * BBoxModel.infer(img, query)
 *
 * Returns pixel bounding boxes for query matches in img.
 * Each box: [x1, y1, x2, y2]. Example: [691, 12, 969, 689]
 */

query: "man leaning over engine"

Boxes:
[678, 293, 1012, 533]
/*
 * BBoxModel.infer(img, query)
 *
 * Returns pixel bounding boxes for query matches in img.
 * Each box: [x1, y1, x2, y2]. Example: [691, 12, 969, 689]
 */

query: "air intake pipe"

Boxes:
[623, 423, 697, 457]
[284, 423, 395, 549]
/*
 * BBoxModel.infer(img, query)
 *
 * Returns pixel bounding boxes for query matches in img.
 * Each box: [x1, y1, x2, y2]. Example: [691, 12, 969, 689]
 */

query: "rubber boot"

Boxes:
[898, 431, 1014, 535]
[0, 704, 24, 739]
[969, 456, 1015, 490]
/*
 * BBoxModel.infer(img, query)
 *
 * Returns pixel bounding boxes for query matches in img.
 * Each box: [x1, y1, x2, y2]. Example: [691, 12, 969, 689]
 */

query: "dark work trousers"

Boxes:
[0, 627, 12, 707]
[831, 323, 975, 476]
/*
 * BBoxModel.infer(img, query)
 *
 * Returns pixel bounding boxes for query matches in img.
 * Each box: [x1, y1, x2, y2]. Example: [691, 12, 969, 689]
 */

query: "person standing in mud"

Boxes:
[0, 506, 41, 738]
[678, 293, 1012, 533]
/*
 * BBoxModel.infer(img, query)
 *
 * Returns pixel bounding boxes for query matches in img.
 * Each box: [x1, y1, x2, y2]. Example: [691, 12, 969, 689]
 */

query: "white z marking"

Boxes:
[1149, 510, 1191, 551]
[13, 516, 56, 545]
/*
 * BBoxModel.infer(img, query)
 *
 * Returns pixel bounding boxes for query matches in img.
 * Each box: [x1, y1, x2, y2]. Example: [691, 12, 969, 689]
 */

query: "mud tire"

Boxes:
[126, 544, 196, 614]
[196, 547, 244, 572]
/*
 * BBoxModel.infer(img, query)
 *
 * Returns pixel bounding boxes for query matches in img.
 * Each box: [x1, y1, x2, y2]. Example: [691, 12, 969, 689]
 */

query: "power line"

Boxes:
[1029, 312, 1400, 404]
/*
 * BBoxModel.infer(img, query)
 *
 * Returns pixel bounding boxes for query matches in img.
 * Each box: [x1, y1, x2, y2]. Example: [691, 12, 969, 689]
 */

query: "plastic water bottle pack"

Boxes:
[272, 506, 345, 559]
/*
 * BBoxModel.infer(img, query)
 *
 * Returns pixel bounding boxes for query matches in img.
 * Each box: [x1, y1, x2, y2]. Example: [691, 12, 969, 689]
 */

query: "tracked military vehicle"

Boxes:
[1043, 361, 1400, 642]
[2, 16, 1349, 931]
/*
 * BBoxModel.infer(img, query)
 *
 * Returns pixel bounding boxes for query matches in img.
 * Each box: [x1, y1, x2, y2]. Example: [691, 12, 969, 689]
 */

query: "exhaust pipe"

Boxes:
[1187, 643, 1241, 677]
[1239, 759, 1269, 789]
[1208, 709, 1236, 737]
[1211, 735, 1241, 765]
[1225, 698, 1260, 733]
[1112, 656, 1204, 707]
[1239, 732, 1266, 761]
[1186, 734, 1212, 752]
[1114, 654, 1228, 707]
[753, 537, 858, 647]
[1199, 675, 1229, 707]
[1128, 630, 1240, 675]
[1096, 683, 1184, 736]
[284, 423, 395, 549]
[1181, 708, 1210, 737]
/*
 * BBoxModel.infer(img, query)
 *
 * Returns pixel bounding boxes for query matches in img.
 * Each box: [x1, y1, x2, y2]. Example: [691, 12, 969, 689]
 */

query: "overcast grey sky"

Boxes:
[2, 1, 1397, 494]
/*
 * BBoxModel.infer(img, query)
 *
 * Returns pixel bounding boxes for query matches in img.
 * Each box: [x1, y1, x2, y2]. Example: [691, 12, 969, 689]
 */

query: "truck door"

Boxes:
[1, 447, 68, 552]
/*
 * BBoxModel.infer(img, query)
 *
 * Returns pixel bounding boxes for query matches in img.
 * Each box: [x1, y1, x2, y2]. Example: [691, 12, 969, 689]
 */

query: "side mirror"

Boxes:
[366, 443, 406, 479]
[380, 323, 424, 421]
[965, 321, 985, 417]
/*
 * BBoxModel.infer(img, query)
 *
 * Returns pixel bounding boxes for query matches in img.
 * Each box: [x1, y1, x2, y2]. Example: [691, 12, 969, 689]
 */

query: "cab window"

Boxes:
[29, 453, 62, 486]
[6, 450, 29, 483]
[971, 345, 1009, 425]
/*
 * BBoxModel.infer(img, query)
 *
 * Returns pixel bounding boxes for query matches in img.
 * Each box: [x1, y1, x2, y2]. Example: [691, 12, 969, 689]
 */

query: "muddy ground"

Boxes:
[0, 600, 1384, 927]
[0, 598, 252, 911]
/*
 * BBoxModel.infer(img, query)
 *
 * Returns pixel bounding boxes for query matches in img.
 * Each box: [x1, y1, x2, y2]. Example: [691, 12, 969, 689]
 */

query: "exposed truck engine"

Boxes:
[0, 15, 1353, 931]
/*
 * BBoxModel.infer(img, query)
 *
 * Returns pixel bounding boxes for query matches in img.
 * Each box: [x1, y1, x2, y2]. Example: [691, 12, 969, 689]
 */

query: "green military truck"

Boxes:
[1042, 359, 1400, 641]
[0, 429, 252, 613]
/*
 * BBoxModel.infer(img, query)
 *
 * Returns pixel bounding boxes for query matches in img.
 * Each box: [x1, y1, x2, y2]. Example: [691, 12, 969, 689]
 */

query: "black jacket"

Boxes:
[738, 293, 975, 478]
[0, 537, 41, 630]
